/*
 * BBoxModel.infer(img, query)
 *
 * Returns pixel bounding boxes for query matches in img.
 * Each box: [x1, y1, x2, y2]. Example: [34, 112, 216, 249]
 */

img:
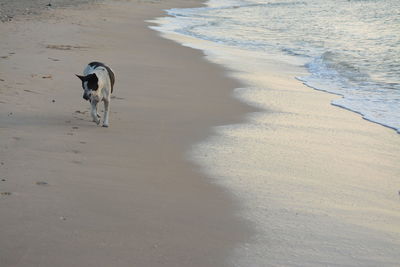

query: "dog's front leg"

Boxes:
[91, 101, 101, 125]
[102, 99, 110, 128]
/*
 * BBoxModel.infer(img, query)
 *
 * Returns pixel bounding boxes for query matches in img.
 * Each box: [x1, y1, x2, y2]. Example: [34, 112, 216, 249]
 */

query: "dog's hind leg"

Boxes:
[91, 101, 101, 125]
[102, 99, 110, 128]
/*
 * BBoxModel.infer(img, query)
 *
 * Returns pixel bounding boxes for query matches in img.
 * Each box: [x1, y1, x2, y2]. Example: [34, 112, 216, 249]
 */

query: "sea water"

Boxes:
[151, 0, 400, 265]
[158, 0, 400, 133]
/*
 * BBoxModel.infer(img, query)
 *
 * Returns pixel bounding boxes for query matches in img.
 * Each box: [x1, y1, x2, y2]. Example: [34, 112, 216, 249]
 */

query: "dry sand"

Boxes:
[0, 0, 254, 266]
[0, 0, 97, 22]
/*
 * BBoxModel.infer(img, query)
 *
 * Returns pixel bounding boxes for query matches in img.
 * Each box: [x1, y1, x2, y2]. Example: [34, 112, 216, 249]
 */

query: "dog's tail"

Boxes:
[105, 66, 115, 94]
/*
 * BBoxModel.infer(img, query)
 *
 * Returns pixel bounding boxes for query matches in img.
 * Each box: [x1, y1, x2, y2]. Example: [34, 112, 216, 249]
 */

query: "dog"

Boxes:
[76, 62, 115, 127]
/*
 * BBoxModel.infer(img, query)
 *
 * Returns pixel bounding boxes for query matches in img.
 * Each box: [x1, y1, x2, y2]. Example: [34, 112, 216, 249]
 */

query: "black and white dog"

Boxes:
[76, 62, 115, 127]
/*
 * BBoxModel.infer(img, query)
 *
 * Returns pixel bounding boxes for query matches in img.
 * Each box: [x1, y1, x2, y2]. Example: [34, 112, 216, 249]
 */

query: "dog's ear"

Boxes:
[75, 74, 86, 81]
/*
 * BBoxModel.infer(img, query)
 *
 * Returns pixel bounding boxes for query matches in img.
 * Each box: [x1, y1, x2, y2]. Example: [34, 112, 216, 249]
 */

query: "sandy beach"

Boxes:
[0, 0, 254, 266]
[1, 0, 400, 266]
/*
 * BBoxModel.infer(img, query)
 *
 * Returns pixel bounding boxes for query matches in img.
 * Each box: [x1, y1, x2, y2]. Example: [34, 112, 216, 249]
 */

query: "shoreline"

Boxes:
[155, 9, 400, 265]
[295, 77, 400, 135]
[0, 0, 255, 266]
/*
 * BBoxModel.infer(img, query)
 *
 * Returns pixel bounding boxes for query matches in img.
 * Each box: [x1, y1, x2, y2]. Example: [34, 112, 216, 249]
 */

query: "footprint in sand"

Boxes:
[24, 89, 40, 94]
[46, 44, 89, 51]
[111, 96, 125, 100]
[72, 117, 84, 121]
[73, 111, 87, 121]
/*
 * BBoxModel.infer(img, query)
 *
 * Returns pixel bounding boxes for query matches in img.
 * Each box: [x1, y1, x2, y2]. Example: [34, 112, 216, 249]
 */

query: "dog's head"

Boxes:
[76, 73, 98, 101]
